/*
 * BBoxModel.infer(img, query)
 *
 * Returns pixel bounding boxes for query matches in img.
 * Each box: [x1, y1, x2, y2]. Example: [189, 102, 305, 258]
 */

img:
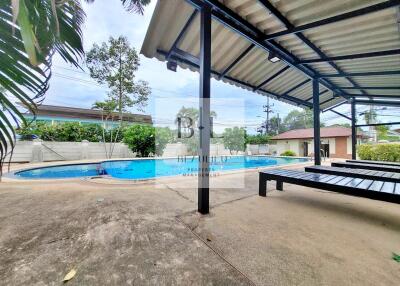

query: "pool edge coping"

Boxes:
[3, 155, 314, 183]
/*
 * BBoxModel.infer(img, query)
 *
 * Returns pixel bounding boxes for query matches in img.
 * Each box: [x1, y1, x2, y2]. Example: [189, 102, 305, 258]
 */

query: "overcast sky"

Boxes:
[43, 0, 395, 133]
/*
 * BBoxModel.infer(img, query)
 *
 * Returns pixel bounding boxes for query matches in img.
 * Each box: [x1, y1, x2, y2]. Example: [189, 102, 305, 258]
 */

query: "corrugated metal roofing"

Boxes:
[141, 0, 400, 109]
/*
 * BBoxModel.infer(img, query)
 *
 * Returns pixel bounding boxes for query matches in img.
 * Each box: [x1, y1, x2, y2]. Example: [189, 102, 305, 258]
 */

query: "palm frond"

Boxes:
[0, 0, 149, 175]
[121, 0, 151, 14]
[84, 0, 150, 14]
[0, 0, 85, 175]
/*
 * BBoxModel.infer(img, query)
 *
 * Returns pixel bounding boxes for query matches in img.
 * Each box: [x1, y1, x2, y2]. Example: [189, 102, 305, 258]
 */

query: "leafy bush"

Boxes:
[357, 144, 374, 160]
[358, 143, 400, 162]
[245, 134, 272, 145]
[280, 150, 296, 156]
[16, 122, 124, 142]
[123, 125, 154, 157]
[123, 125, 172, 157]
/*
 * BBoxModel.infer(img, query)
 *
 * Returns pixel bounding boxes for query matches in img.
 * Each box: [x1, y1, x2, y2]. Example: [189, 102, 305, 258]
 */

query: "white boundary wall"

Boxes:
[5, 141, 134, 163]
[6, 141, 274, 162]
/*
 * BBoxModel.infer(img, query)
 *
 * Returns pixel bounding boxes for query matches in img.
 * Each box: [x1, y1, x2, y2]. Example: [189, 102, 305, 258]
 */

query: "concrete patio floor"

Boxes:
[0, 162, 399, 285]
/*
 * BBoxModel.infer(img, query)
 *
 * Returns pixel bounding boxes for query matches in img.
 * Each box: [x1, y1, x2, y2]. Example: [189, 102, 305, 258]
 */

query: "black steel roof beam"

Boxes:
[253, 66, 290, 91]
[352, 94, 400, 98]
[322, 100, 348, 112]
[299, 49, 400, 64]
[356, 121, 400, 127]
[166, 10, 198, 61]
[338, 86, 400, 90]
[330, 109, 352, 121]
[157, 48, 312, 108]
[258, 0, 366, 97]
[219, 44, 255, 80]
[355, 100, 400, 106]
[319, 70, 400, 78]
[263, 0, 400, 40]
[312, 91, 389, 102]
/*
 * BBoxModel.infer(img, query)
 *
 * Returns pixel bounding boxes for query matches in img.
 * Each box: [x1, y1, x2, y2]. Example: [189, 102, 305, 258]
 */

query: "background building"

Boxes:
[23, 104, 153, 127]
[272, 127, 366, 159]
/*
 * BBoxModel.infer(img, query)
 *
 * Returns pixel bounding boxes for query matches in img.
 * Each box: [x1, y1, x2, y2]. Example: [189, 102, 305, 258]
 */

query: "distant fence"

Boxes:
[246, 144, 277, 155]
[5, 140, 133, 163]
[5, 141, 276, 163]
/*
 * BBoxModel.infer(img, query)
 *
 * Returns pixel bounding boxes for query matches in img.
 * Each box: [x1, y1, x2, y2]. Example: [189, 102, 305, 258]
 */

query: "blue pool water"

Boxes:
[14, 156, 308, 180]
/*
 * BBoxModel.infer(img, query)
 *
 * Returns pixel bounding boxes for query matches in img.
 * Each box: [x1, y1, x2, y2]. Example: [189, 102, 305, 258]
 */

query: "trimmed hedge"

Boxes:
[16, 122, 124, 142]
[280, 150, 296, 156]
[358, 143, 400, 162]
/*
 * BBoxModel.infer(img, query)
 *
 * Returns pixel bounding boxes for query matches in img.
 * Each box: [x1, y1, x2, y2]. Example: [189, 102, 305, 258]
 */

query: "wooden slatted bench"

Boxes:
[346, 159, 400, 167]
[331, 162, 400, 173]
[259, 169, 400, 204]
[305, 165, 400, 183]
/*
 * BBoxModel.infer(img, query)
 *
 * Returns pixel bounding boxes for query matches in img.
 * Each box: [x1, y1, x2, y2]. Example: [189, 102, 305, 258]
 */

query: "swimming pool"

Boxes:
[13, 156, 309, 180]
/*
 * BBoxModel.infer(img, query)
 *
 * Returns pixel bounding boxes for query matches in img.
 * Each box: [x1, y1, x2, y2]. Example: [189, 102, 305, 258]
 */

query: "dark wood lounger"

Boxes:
[346, 159, 400, 167]
[305, 165, 400, 183]
[259, 169, 400, 204]
[332, 162, 400, 173]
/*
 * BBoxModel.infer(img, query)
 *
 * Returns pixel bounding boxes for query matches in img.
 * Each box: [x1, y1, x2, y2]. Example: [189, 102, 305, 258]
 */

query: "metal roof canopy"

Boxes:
[141, 0, 400, 214]
[142, 0, 400, 110]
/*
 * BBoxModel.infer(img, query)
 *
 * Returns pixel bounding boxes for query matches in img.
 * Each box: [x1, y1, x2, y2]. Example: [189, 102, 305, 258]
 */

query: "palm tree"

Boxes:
[0, 0, 150, 174]
[92, 100, 120, 158]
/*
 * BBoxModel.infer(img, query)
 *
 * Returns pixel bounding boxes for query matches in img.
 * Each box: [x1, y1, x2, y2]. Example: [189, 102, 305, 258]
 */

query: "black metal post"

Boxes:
[313, 79, 321, 165]
[198, 3, 211, 214]
[351, 98, 357, 160]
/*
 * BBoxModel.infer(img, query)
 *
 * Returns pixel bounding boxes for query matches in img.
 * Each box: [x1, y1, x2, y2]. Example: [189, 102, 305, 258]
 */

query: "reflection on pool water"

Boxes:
[14, 156, 309, 180]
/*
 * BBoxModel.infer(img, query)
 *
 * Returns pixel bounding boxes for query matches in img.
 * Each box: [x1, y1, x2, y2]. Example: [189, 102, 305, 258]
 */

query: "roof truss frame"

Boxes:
[298, 49, 400, 64]
[183, 0, 352, 106]
[257, 0, 368, 97]
[263, 0, 400, 40]
[169, 0, 400, 108]
[319, 70, 400, 78]
[159, 48, 313, 108]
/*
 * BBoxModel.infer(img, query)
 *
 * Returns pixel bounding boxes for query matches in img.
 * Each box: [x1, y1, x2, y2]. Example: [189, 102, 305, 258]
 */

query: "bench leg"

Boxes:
[259, 174, 267, 197]
[276, 181, 283, 191]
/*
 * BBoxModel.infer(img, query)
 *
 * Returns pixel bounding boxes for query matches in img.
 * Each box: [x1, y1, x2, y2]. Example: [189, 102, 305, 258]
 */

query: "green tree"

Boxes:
[175, 107, 218, 155]
[86, 36, 151, 120]
[376, 125, 389, 140]
[282, 109, 325, 131]
[123, 125, 172, 157]
[245, 134, 272, 145]
[175, 106, 217, 128]
[0, 0, 150, 174]
[155, 127, 174, 156]
[92, 100, 118, 122]
[268, 115, 285, 135]
[222, 127, 246, 154]
[92, 99, 120, 158]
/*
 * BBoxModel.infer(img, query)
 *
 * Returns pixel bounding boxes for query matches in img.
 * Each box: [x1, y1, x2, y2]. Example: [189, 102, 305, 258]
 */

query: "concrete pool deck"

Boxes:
[0, 160, 399, 285]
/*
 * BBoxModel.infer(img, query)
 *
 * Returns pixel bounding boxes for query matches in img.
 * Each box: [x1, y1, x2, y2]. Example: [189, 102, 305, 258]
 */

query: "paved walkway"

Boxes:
[1, 162, 399, 285]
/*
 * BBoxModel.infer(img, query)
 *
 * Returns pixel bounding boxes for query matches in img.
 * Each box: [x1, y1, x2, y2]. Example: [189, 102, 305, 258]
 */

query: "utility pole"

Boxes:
[262, 97, 274, 134]
[276, 113, 280, 135]
[369, 105, 377, 142]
